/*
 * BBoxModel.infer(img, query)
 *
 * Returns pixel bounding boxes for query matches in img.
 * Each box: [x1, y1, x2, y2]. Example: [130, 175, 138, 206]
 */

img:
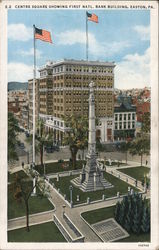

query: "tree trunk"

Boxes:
[70, 147, 78, 169]
[72, 152, 77, 169]
[25, 200, 30, 232]
[82, 149, 85, 160]
[126, 151, 127, 164]
[141, 154, 143, 166]
[40, 145, 43, 166]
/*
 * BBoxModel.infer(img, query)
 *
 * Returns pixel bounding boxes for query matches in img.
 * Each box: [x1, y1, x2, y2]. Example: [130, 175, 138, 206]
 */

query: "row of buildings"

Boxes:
[8, 90, 29, 129]
[8, 59, 150, 144]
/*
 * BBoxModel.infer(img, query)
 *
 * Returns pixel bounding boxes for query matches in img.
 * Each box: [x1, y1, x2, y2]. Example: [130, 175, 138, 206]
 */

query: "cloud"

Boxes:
[57, 30, 131, 57]
[133, 25, 150, 41]
[17, 48, 42, 58]
[8, 23, 32, 41]
[8, 62, 35, 82]
[115, 48, 150, 89]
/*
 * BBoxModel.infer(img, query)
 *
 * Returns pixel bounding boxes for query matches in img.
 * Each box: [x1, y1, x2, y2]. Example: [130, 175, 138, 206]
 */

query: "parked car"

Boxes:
[18, 142, 25, 149]
[25, 131, 30, 137]
[52, 145, 59, 152]
[45, 145, 60, 153]
[45, 146, 54, 153]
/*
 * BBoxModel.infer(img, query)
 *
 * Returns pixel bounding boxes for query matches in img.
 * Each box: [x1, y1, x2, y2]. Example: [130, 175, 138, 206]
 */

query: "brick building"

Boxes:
[33, 59, 115, 144]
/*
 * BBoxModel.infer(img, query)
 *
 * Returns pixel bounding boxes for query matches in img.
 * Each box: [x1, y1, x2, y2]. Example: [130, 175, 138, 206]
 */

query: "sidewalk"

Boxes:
[8, 174, 150, 242]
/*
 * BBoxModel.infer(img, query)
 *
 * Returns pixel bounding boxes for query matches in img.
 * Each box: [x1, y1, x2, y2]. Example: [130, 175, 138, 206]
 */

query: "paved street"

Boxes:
[9, 132, 150, 170]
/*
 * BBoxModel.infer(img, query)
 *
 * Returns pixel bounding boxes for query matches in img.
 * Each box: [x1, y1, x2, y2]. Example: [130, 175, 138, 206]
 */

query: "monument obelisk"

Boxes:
[71, 81, 112, 192]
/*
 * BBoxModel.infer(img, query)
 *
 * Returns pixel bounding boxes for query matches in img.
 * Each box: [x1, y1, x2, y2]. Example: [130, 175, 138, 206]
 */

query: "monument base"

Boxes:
[71, 159, 113, 192]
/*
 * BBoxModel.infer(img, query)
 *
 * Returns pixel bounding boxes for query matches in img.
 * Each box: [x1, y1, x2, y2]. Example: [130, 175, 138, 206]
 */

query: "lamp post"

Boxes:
[31, 163, 36, 196]
[27, 150, 29, 164]
[44, 162, 46, 177]
[69, 185, 73, 208]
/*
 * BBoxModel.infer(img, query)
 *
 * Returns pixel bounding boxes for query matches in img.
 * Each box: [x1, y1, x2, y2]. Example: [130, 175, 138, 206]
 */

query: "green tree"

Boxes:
[118, 141, 130, 164]
[132, 206, 141, 234]
[26, 119, 53, 166]
[63, 115, 88, 169]
[129, 137, 150, 166]
[36, 119, 53, 166]
[141, 112, 150, 134]
[141, 206, 150, 233]
[115, 193, 150, 234]
[8, 112, 20, 162]
[11, 170, 50, 232]
[118, 197, 128, 226]
[124, 203, 132, 232]
[114, 201, 121, 223]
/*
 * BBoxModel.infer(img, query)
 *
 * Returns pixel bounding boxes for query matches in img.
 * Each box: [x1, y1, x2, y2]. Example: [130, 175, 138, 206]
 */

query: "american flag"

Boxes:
[87, 12, 98, 23]
[34, 27, 52, 43]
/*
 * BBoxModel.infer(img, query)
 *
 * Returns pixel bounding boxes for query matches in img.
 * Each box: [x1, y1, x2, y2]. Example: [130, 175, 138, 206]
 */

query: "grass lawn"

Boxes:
[8, 170, 28, 183]
[51, 172, 139, 205]
[8, 221, 66, 242]
[35, 160, 86, 175]
[8, 181, 54, 219]
[82, 206, 115, 224]
[81, 206, 150, 242]
[118, 167, 150, 182]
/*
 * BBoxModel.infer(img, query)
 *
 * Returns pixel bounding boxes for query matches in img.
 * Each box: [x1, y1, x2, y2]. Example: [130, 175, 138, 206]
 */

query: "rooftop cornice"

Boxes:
[39, 59, 116, 71]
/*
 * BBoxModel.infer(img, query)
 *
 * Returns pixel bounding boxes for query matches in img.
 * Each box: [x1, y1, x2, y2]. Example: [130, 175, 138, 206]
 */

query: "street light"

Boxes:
[69, 185, 73, 207]
[32, 163, 36, 196]
[27, 151, 29, 164]
[44, 162, 46, 177]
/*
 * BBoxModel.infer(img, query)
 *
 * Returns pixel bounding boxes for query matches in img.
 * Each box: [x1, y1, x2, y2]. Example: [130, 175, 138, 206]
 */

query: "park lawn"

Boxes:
[8, 181, 54, 219]
[8, 221, 66, 242]
[81, 206, 150, 242]
[51, 172, 139, 205]
[8, 170, 28, 183]
[35, 160, 86, 175]
[82, 206, 115, 224]
[118, 167, 150, 182]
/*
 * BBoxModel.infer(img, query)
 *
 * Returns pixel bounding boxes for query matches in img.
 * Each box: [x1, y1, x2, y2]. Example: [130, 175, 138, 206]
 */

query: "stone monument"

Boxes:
[71, 81, 113, 192]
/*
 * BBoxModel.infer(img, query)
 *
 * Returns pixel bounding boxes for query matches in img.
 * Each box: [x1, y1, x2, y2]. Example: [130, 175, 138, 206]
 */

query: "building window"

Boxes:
[119, 114, 122, 121]
[132, 122, 135, 128]
[119, 122, 122, 130]
[132, 113, 135, 120]
[115, 123, 118, 130]
[124, 122, 126, 129]
[115, 114, 118, 121]
[128, 122, 130, 129]
[124, 114, 127, 120]
[128, 114, 131, 120]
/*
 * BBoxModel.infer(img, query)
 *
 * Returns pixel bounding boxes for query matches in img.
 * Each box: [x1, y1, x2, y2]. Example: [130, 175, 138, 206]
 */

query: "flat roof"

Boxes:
[39, 59, 116, 71]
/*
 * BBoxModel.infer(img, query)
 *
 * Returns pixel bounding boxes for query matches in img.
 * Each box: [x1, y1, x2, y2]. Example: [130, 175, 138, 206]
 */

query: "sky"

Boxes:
[8, 9, 150, 89]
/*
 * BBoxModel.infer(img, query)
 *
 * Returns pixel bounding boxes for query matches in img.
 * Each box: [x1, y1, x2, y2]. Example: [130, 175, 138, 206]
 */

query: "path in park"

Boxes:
[8, 166, 150, 242]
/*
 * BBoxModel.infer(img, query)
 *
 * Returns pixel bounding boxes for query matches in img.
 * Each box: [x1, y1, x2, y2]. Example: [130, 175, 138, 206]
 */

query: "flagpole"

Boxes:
[32, 24, 36, 195]
[86, 12, 88, 61]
